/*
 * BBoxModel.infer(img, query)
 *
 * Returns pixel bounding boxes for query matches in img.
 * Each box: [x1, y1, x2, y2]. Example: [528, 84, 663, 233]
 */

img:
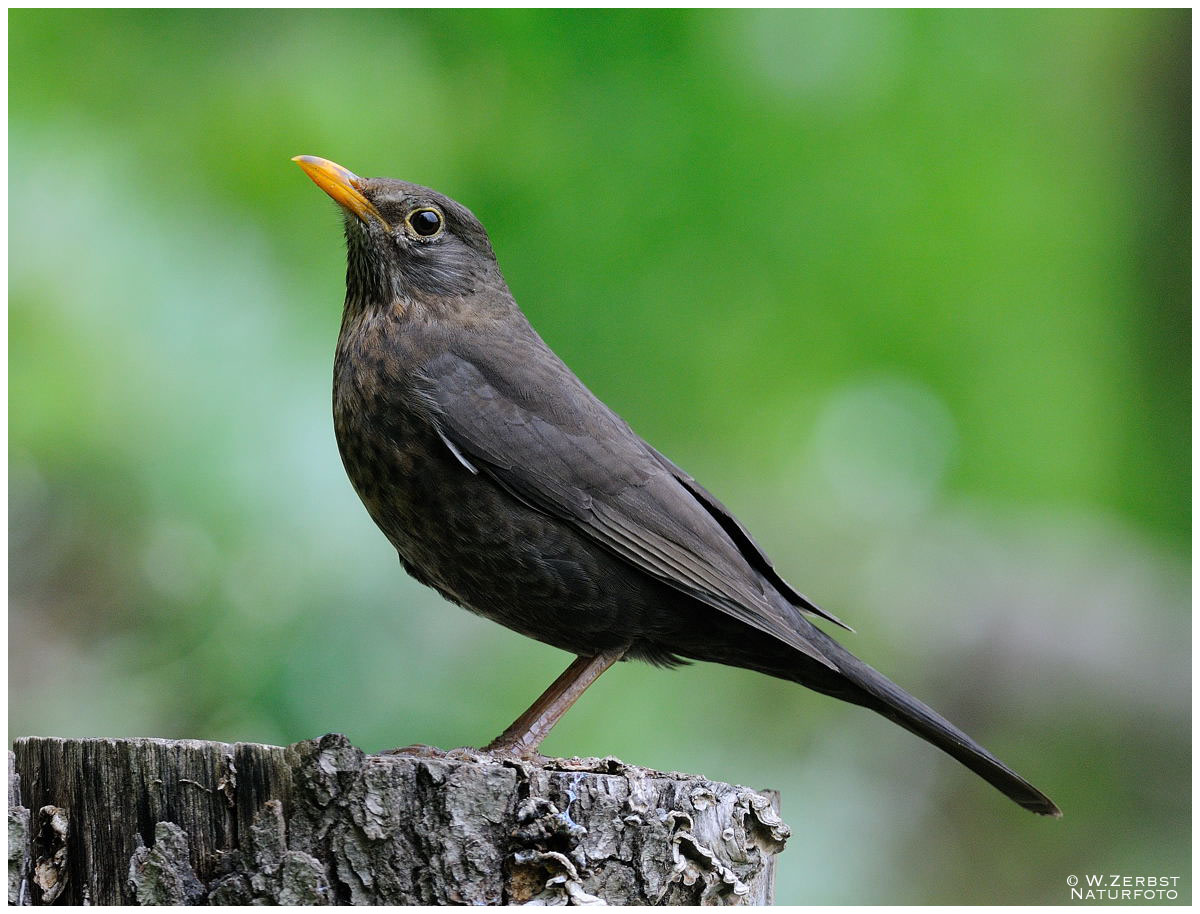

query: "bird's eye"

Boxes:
[406, 207, 444, 238]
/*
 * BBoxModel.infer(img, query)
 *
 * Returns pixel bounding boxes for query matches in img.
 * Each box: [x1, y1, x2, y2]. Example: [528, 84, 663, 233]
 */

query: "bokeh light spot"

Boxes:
[812, 375, 957, 522]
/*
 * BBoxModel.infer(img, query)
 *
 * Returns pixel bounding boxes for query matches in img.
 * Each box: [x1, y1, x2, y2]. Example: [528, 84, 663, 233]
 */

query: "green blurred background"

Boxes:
[9, 9, 1189, 904]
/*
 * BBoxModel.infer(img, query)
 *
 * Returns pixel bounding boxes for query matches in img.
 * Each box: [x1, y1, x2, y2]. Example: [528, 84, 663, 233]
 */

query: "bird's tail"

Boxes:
[798, 628, 1062, 817]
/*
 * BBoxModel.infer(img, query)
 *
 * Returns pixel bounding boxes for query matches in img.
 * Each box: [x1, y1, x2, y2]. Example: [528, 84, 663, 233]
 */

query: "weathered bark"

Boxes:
[9, 735, 789, 905]
[9, 754, 32, 905]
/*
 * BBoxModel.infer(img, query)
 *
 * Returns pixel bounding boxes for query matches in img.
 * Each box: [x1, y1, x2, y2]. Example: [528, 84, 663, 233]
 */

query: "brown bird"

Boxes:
[294, 154, 1060, 817]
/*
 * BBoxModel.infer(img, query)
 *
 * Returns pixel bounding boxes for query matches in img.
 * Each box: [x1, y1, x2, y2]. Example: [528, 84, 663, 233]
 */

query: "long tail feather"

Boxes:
[800, 629, 1061, 816]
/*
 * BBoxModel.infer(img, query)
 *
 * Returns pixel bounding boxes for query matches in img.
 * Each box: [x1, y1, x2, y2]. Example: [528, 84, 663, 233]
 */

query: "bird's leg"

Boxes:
[484, 648, 626, 758]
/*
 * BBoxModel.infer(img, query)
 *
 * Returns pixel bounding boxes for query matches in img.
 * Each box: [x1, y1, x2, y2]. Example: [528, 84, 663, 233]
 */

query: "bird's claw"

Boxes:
[379, 743, 480, 760]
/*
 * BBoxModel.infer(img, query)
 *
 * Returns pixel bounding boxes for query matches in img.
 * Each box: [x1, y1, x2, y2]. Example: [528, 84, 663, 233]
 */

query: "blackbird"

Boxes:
[294, 155, 1060, 817]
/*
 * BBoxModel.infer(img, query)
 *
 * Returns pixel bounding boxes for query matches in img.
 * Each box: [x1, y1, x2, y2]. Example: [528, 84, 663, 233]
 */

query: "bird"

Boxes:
[293, 154, 1061, 817]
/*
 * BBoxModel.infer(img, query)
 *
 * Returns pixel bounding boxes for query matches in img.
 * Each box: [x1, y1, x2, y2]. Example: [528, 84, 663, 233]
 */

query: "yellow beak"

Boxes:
[292, 155, 389, 228]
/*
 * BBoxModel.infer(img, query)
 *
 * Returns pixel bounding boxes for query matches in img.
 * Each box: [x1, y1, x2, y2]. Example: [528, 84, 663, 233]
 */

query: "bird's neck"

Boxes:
[343, 234, 397, 322]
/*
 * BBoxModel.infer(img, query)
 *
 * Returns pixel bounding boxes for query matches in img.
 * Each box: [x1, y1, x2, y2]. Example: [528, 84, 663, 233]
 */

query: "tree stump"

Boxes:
[8, 734, 789, 905]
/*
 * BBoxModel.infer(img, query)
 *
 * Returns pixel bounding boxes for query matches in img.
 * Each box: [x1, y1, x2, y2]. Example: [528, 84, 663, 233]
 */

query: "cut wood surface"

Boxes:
[9, 734, 789, 905]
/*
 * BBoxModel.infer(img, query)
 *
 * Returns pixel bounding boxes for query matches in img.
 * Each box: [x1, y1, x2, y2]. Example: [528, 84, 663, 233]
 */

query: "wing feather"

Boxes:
[420, 344, 837, 669]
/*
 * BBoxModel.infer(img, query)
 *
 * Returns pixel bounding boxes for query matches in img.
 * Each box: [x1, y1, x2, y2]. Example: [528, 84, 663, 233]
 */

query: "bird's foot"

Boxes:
[479, 738, 547, 764]
[379, 743, 444, 758]
[380, 743, 481, 761]
[378, 741, 547, 770]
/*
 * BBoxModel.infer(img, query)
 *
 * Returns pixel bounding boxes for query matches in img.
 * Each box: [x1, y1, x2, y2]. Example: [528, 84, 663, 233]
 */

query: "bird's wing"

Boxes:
[644, 445, 853, 631]
[420, 342, 839, 669]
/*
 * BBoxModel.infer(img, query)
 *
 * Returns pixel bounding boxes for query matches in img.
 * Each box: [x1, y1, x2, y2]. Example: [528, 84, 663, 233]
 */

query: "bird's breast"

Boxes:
[333, 332, 436, 535]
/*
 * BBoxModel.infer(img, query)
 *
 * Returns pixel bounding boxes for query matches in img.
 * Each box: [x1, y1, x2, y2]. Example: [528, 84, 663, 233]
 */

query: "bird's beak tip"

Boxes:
[292, 155, 388, 228]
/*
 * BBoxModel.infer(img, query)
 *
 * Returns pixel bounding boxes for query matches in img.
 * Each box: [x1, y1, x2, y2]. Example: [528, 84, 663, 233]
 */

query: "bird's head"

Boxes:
[293, 155, 500, 311]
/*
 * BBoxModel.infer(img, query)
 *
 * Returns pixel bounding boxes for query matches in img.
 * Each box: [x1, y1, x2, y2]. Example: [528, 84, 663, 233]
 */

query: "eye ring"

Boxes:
[404, 206, 445, 239]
